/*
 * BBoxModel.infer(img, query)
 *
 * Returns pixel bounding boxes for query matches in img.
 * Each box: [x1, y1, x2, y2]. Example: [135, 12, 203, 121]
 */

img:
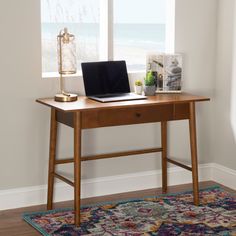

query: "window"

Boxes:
[41, 0, 175, 75]
[41, 0, 100, 74]
[114, 0, 166, 71]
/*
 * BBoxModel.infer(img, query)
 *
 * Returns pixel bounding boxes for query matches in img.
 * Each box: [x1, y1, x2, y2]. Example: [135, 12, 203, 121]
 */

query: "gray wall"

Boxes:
[211, 0, 236, 170]
[0, 0, 218, 190]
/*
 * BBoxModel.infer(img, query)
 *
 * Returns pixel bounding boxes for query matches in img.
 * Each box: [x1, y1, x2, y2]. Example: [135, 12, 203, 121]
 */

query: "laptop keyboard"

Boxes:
[96, 93, 130, 98]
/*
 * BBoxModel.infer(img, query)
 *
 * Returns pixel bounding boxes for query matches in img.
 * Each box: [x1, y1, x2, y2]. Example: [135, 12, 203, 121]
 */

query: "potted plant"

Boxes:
[134, 80, 143, 95]
[144, 71, 156, 96]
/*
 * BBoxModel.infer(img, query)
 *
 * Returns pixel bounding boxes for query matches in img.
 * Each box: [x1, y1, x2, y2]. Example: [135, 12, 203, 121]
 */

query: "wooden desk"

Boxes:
[37, 93, 210, 226]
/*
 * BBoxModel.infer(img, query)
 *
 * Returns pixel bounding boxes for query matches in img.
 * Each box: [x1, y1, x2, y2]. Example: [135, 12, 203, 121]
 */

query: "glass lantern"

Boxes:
[55, 28, 78, 102]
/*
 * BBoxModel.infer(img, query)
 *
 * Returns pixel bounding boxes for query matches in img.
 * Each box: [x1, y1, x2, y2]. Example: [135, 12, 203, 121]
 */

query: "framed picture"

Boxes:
[146, 53, 183, 93]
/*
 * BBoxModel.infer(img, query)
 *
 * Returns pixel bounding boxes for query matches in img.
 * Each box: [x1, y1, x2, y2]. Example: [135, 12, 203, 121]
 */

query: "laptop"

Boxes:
[81, 60, 147, 102]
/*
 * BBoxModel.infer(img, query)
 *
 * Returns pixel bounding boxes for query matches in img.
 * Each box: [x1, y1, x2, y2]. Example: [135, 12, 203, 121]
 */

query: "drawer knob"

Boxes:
[135, 113, 141, 118]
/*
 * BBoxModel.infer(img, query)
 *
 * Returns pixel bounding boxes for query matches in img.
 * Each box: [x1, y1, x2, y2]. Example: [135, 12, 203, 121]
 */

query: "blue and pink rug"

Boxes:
[23, 186, 236, 235]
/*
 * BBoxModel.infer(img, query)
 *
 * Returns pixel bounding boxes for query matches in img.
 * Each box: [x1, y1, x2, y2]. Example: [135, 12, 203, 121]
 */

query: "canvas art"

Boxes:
[146, 53, 183, 93]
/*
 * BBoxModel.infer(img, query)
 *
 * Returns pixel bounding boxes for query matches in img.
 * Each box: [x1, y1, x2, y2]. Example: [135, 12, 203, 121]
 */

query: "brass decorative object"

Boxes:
[55, 28, 78, 102]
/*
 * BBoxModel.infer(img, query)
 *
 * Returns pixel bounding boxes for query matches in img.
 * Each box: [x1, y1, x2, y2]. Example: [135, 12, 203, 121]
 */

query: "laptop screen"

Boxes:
[81, 60, 130, 96]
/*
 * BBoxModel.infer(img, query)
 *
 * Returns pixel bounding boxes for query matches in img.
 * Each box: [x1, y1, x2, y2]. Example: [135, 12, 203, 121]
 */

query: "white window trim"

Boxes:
[165, 0, 175, 53]
[99, 0, 113, 61]
[42, 70, 145, 79]
[42, 0, 175, 79]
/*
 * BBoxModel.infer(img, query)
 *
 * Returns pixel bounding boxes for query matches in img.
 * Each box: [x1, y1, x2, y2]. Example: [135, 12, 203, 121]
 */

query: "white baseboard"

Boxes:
[211, 163, 236, 190]
[0, 163, 234, 211]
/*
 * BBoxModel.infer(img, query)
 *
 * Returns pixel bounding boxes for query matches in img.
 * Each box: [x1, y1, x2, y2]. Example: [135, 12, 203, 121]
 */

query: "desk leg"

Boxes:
[74, 111, 82, 226]
[189, 102, 199, 205]
[161, 121, 167, 193]
[47, 108, 58, 210]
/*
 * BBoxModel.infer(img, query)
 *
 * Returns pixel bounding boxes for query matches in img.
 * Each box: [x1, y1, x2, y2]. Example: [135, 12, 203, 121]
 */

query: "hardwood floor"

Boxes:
[0, 181, 234, 236]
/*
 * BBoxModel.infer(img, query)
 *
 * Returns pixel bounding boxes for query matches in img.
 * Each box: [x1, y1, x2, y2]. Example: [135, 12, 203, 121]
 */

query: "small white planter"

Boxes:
[144, 85, 156, 96]
[134, 85, 143, 95]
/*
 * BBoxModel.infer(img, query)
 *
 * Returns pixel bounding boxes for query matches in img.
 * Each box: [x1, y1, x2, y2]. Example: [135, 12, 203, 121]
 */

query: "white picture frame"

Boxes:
[146, 53, 183, 93]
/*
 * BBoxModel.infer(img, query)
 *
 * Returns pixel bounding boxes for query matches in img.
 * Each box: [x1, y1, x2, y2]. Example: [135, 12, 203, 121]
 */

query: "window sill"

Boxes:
[42, 70, 145, 79]
[42, 72, 82, 79]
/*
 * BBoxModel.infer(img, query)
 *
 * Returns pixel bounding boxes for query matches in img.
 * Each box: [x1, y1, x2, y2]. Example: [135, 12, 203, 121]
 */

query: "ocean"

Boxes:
[42, 23, 165, 72]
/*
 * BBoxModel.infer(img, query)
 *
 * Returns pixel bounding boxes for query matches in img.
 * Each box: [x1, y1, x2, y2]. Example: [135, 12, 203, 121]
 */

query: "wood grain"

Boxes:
[167, 158, 192, 171]
[161, 121, 168, 193]
[55, 148, 162, 164]
[47, 109, 57, 210]
[189, 102, 200, 205]
[74, 111, 82, 226]
[82, 104, 174, 129]
[174, 103, 190, 120]
[36, 93, 210, 112]
[38, 93, 210, 224]
[55, 103, 191, 129]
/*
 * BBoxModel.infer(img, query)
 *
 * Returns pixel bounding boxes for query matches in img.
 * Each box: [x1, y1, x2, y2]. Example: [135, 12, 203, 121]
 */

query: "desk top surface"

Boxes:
[36, 93, 210, 112]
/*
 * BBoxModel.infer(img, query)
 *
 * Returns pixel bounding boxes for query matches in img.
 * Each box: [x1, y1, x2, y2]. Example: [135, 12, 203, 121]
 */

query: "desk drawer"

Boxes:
[82, 105, 174, 129]
[174, 103, 190, 120]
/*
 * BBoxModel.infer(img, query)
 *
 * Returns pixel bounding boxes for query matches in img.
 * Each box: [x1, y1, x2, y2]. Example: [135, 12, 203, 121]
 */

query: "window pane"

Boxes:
[41, 0, 99, 73]
[113, 0, 166, 71]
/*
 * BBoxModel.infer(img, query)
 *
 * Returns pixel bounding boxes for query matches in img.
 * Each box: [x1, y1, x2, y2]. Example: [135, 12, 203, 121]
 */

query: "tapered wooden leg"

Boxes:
[161, 121, 167, 193]
[189, 102, 200, 205]
[74, 111, 82, 226]
[47, 108, 58, 210]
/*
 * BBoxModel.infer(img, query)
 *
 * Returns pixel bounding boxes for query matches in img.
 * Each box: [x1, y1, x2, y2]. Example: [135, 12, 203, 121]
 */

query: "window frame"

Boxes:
[42, 0, 175, 78]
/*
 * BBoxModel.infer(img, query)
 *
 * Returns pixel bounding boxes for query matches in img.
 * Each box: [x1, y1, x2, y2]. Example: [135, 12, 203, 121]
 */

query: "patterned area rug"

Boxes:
[23, 186, 236, 235]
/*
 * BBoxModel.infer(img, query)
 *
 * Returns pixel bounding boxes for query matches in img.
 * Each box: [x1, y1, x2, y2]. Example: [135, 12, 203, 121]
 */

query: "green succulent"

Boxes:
[135, 80, 143, 86]
[144, 71, 156, 86]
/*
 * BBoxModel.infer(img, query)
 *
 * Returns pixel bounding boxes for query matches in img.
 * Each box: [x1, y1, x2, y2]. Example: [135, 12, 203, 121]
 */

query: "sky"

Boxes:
[114, 0, 166, 24]
[41, 0, 166, 24]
